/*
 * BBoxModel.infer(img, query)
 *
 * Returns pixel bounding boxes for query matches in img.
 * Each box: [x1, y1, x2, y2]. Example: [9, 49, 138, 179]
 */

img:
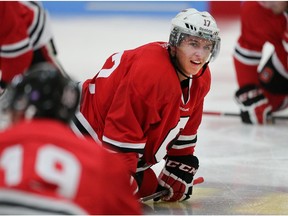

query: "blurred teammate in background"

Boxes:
[74, 8, 221, 202]
[0, 1, 66, 96]
[233, 1, 288, 124]
[0, 63, 141, 214]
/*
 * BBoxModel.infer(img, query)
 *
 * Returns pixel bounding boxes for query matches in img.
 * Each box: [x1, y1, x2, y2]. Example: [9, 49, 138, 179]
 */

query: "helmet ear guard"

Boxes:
[169, 8, 221, 62]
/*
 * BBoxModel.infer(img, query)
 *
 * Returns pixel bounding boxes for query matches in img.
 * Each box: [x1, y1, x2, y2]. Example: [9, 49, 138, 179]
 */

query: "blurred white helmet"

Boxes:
[169, 8, 221, 62]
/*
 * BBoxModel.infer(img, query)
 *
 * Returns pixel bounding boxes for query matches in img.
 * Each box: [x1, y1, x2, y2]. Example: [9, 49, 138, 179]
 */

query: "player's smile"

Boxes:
[188, 59, 203, 74]
[191, 60, 201, 65]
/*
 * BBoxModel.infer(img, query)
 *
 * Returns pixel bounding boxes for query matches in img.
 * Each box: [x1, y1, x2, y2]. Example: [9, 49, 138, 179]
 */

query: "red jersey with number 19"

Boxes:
[0, 119, 141, 214]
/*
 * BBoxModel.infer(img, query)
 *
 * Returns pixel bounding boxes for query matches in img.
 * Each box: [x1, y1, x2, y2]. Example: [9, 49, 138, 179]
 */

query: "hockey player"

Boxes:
[75, 8, 221, 202]
[0, 1, 66, 95]
[0, 63, 141, 214]
[233, 1, 288, 124]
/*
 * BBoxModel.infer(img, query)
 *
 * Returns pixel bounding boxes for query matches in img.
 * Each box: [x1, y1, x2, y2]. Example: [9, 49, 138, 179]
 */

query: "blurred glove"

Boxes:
[157, 155, 199, 202]
[234, 84, 272, 124]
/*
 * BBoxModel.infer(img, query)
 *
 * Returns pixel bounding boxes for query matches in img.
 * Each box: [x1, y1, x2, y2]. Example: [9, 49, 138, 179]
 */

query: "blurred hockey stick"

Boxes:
[140, 189, 169, 202]
[140, 176, 204, 202]
[203, 111, 288, 121]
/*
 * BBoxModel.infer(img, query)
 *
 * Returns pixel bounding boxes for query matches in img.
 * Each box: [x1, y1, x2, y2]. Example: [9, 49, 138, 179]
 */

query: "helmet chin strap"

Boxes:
[169, 47, 209, 80]
[175, 62, 192, 79]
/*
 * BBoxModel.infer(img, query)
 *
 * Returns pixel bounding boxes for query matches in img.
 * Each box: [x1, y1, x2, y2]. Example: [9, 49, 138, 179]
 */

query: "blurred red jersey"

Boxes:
[0, 1, 60, 84]
[0, 119, 141, 214]
[233, 1, 288, 110]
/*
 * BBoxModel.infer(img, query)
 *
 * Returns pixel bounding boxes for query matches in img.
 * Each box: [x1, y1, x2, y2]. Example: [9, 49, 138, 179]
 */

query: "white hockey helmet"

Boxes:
[169, 8, 221, 62]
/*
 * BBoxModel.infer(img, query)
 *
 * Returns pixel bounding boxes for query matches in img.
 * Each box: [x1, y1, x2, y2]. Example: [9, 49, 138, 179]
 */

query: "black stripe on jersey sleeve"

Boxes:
[174, 135, 197, 146]
[104, 142, 145, 155]
[72, 114, 90, 136]
[234, 47, 261, 61]
[0, 42, 30, 54]
[28, 1, 41, 37]
[32, 13, 45, 47]
[29, 2, 46, 46]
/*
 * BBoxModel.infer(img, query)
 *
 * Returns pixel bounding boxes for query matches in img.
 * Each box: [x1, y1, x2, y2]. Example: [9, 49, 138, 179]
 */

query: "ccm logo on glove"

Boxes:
[166, 160, 197, 174]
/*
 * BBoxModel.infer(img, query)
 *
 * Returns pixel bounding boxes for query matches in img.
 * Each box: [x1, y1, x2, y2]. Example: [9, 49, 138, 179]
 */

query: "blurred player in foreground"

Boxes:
[233, 1, 288, 124]
[75, 8, 221, 201]
[0, 1, 66, 95]
[0, 1, 67, 130]
[0, 63, 141, 214]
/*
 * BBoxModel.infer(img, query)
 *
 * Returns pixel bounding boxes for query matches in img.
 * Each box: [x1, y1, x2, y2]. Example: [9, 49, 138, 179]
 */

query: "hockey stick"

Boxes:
[203, 111, 288, 121]
[140, 176, 204, 202]
[140, 190, 169, 202]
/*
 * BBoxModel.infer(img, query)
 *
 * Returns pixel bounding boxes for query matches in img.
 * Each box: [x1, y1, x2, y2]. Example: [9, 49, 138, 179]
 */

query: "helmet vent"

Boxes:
[185, 23, 197, 31]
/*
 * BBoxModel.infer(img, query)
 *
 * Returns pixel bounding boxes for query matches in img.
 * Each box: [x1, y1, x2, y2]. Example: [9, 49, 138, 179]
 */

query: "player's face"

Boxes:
[175, 35, 213, 78]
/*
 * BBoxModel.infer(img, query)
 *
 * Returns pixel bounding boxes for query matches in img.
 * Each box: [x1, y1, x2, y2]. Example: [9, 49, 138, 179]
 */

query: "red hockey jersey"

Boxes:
[0, 119, 141, 214]
[0, 1, 57, 83]
[233, 1, 288, 110]
[80, 42, 211, 173]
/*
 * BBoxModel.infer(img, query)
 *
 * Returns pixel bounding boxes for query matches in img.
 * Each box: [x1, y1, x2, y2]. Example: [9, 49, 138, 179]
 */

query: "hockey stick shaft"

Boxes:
[140, 176, 204, 202]
[203, 111, 288, 120]
[140, 190, 169, 202]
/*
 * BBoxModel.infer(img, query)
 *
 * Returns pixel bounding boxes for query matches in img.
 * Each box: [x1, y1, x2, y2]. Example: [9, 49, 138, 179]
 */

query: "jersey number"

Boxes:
[97, 51, 124, 78]
[0, 144, 81, 199]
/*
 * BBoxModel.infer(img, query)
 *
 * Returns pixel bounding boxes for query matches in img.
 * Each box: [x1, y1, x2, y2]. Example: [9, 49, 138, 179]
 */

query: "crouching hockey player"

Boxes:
[74, 8, 221, 202]
[233, 1, 288, 124]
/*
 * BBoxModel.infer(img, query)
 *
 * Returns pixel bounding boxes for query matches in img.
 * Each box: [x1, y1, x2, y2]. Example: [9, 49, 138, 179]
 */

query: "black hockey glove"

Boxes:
[234, 84, 272, 124]
[258, 54, 288, 94]
[157, 155, 199, 202]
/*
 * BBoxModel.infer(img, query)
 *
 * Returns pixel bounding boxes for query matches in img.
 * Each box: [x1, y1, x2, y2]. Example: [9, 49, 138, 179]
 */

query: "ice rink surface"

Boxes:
[2, 13, 288, 215]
